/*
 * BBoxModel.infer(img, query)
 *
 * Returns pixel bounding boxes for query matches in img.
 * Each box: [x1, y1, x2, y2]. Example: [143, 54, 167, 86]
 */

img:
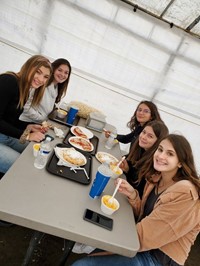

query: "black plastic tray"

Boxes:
[63, 131, 99, 156]
[46, 143, 92, 185]
[48, 109, 80, 127]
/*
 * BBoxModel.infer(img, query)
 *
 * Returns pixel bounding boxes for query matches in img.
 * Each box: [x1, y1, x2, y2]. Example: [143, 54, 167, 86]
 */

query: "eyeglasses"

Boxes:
[137, 108, 151, 114]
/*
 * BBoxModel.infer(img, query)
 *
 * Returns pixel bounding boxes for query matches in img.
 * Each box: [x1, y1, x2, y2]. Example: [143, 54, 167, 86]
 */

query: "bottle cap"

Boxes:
[46, 136, 51, 142]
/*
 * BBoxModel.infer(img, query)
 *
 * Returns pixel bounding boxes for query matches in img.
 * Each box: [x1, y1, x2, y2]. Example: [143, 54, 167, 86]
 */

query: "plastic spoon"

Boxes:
[108, 179, 122, 204]
[113, 156, 125, 172]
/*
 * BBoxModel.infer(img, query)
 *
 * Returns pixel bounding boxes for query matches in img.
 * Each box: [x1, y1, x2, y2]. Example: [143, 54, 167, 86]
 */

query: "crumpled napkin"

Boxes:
[54, 127, 64, 138]
[57, 159, 70, 167]
[72, 242, 95, 254]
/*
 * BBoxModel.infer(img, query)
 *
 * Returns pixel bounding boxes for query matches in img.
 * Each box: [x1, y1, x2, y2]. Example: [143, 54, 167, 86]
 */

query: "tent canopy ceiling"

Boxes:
[0, 0, 200, 124]
[0, 0, 200, 169]
[0, 0, 200, 122]
[123, 0, 200, 39]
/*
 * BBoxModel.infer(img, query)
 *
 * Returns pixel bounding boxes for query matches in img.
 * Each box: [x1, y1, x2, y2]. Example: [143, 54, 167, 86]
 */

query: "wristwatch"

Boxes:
[19, 128, 31, 144]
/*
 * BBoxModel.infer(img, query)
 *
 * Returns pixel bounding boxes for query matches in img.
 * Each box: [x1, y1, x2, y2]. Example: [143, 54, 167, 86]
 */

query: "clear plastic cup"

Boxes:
[33, 143, 40, 157]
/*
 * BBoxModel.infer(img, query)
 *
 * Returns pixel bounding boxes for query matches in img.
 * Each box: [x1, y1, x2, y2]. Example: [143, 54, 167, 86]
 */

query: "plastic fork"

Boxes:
[70, 167, 90, 180]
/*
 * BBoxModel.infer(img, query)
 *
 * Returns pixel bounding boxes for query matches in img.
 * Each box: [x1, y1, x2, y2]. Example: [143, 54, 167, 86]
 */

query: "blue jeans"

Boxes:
[0, 133, 28, 174]
[71, 251, 162, 266]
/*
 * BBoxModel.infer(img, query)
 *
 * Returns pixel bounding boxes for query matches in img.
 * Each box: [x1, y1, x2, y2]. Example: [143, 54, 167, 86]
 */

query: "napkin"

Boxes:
[57, 159, 70, 167]
[54, 127, 64, 138]
[72, 242, 95, 254]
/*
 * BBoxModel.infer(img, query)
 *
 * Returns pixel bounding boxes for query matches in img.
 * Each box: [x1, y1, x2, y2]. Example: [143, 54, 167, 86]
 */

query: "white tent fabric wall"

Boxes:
[0, 0, 200, 172]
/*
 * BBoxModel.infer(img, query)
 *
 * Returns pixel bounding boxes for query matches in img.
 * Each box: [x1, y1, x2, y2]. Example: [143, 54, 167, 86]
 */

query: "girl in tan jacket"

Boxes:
[72, 134, 200, 266]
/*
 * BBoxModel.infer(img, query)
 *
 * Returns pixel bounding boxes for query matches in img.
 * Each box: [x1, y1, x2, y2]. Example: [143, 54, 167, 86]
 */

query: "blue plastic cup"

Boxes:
[66, 106, 79, 124]
[89, 167, 111, 199]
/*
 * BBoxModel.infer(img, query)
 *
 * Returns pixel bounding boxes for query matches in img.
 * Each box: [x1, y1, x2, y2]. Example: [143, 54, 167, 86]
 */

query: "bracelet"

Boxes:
[19, 129, 31, 144]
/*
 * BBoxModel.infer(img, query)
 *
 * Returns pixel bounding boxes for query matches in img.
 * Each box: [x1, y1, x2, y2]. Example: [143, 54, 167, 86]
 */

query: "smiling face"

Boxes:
[53, 64, 70, 84]
[136, 103, 152, 125]
[153, 139, 181, 177]
[139, 125, 157, 150]
[31, 66, 51, 89]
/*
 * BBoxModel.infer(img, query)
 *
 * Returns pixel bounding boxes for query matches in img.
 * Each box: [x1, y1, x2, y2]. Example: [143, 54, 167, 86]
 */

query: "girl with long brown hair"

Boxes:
[0, 55, 52, 174]
[104, 100, 163, 151]
[120, 120, 168, 197]
[19, 58, 71, 123]
[72, 134, 200, 266]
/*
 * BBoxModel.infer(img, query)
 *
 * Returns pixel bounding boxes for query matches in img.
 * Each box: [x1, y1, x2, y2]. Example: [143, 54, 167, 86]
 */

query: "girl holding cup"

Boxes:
[104, 100, 163, 151]
[120, 120, 169, 197]
[72, 134, 200, 266]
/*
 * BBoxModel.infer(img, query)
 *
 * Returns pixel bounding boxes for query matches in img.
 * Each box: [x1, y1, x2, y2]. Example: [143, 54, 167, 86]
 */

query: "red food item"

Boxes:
[70, 138, 92, 151]
[73, 127, 87, 138]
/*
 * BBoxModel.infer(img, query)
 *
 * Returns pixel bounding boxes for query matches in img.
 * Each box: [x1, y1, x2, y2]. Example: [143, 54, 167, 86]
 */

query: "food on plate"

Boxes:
[95, 152, 118, 165]
[71, 126, 93, 139]
[62, 148, 85, 166]
[55, 147, 86, 166]
[42, 120, 53, 129]
[73, 127, 87, 138]
[69, 137, 93, 151]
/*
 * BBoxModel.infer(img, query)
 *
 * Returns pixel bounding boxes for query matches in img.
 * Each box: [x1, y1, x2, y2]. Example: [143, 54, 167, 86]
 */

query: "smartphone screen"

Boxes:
[83, 209, 113, 231]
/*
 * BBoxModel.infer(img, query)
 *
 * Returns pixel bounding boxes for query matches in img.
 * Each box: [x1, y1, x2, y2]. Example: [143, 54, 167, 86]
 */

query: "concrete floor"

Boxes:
[0, 225, 199, 266]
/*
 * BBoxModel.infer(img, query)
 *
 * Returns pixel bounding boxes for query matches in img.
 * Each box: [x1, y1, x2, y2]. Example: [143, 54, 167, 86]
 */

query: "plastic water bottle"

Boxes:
[105, 129, 117, 149]
[34, 137, 52, 169]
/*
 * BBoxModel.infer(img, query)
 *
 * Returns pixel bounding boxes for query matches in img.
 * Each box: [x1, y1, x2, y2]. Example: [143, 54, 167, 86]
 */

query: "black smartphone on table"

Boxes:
[83, 208, 113, 231]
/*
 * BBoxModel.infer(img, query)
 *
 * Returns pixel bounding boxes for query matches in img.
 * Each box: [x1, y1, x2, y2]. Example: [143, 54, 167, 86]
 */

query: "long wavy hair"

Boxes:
[127, 120, 169, 183]
[127, 100, 162, 131]
[47, 58, 71, 103]
[143, 134, 200, 197]
[7, 55, 52, 109]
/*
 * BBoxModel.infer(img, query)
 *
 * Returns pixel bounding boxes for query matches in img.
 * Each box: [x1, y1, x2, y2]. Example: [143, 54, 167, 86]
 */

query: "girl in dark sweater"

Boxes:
[105, 100, 163, 151]
[120, 120, 169, 197]
[0, 55, 52, 174]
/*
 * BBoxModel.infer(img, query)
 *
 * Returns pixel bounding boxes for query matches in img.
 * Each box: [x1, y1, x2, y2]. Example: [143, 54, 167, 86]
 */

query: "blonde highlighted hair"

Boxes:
[7, 55, 52, 109]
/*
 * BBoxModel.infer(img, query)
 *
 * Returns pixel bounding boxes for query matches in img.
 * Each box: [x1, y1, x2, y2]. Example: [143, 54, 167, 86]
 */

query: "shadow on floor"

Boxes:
[0, 225, 199, 266]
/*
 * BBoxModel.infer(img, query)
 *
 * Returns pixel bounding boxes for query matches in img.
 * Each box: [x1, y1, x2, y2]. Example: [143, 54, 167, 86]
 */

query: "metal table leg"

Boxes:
[58, 239, 75, 266]
[21, 230, 45, 266]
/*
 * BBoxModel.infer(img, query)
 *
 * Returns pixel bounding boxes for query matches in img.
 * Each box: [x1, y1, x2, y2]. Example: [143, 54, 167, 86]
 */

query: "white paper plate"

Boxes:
[54, 147, 87, 167]
[71, 126, 93, 139]
[95, 152, 118, 165]
[68, 137, 94, 152]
